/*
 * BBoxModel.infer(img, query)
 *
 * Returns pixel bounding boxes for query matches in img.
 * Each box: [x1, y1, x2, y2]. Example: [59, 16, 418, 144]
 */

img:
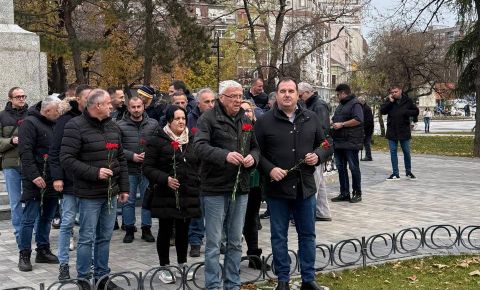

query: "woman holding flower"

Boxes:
[143, 105, 201, 284]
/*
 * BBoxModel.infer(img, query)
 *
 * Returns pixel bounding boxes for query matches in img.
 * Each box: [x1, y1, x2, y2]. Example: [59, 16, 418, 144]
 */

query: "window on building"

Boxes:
[332, 75, 337, 86]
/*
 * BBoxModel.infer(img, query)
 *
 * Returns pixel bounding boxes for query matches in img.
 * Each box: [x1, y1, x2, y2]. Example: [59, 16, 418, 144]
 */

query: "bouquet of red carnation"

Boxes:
[105, 143, 119, 212]
[190, 127, 197, 134]
[171, 141, 181, 209]
[139, 138, 146, 152]
[39, 154, 48, 213]
[231, 123, 253, 201]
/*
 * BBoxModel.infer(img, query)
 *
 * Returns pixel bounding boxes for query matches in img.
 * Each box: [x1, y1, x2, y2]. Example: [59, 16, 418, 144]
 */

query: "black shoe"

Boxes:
[18, 250, 32, 272]
[259, 211, 270, 219]
[58, 263, 70, 280]
[315, 216, 332, 222]
[276, 280, 290, 290]
[35, 247, 59, 264]
[190, 245, 201, 257]
[300, 281, 328, 290]
[96, 277, 124, 290]
[331, 194, 350, 202]
[113, 220, 119, 230]
[141, 226, 155, 242]
[77, 280, 91, 290]
[123, 226, 135, 243]
[350, 191, 362, 203]
[360, 157, 373, 161]
[406, 172, 417, 179]
[52, 217, 61, 229]
[120, 223, 136, 232]
[386, 174, 400, 181]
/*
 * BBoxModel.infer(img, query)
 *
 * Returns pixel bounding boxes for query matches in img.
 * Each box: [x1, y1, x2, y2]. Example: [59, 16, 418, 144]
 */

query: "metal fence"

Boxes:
[4, 224, 480, 290]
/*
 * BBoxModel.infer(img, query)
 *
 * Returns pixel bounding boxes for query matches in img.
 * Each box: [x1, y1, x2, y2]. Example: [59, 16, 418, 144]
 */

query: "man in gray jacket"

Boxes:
[117, 96, 158, 243]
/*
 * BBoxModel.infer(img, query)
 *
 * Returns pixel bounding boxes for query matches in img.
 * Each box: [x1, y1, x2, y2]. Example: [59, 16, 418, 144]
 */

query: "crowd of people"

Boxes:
[0, 77, 419, 290]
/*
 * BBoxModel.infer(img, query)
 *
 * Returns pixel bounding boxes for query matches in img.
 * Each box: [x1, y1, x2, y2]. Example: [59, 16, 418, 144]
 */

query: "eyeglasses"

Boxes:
[222, 93, 243, 100]
[12, 95, 27, 100]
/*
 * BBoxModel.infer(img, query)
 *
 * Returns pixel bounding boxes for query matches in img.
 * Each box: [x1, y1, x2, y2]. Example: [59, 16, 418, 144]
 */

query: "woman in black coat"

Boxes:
[143, 105, 201, 284]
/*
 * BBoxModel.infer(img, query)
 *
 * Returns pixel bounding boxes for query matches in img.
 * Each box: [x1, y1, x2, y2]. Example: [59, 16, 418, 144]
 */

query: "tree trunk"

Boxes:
[143, 0, 154, 85]
[62, 1, 85, 84]
[378, 110, 385, 137]
[49, 56, 67, 93]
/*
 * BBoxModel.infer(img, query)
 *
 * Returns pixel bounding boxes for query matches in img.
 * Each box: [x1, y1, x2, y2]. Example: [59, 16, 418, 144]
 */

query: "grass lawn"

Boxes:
[251, 255, 480, 290]
[372, 135, 475, 157]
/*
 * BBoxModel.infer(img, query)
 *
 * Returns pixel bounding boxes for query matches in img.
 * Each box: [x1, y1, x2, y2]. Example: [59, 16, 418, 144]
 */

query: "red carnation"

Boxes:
[191, 127, 197, 134]
[42, 154, 48, 160]
[171, 141, 180, 151]
[139, 138, 146, 145]
[17, 119, 24, 125]
[242, 123, 253, 131]
[106, 143, 119, 150]
[321, 139, 330, 150]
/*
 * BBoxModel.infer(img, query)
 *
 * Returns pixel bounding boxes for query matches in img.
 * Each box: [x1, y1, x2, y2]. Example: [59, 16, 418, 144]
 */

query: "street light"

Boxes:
[211, 31, 220, 92]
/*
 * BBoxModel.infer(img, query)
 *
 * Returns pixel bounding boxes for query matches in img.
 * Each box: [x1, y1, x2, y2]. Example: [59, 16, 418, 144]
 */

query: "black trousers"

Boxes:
[242, 187, 262, 255]
[157, 217, 191, 266]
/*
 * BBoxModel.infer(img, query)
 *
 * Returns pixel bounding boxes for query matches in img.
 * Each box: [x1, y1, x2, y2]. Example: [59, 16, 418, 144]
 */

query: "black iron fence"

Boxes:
[4, 224, 480, 290]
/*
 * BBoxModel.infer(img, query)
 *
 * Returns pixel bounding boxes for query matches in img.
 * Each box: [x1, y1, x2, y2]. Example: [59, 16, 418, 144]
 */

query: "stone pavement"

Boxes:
[1, 151, 480, 288]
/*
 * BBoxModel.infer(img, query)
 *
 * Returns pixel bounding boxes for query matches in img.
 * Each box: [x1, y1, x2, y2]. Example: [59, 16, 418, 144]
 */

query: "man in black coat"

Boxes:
[358, 96, 374, 161]
[168, 80, 198, 113]
[60, 89, 129, 289]
[298, 82, 333, 222]
[49, 84, 92, 280]
[17, 96, 61, 272]
[117, 96, 158, 244]
[244, 78, 269, 118]
[330, 84, 364, 204]
[194, 80, 260, 290]
[107, 87, 126, 121]
[380, 85, 419, 180]
[255, 78, 333, 290]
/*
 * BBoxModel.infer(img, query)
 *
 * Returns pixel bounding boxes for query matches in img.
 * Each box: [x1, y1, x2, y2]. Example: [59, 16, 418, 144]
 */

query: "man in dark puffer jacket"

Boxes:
[49, 84, 92, 280]
[0, 87, 28, 245]
[117, 96, 158, 244]
[17, 96, 61, 272]
[60, 89, 129, 289]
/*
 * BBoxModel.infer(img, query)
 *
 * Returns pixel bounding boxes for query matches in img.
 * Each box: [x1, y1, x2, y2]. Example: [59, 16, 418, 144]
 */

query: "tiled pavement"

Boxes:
[1, 151, 480, 288]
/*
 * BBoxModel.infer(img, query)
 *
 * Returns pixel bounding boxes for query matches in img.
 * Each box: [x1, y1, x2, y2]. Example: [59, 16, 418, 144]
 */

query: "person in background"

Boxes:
[108, 87, 126, 122]
[0, 87, 28, 246]
[168, 80, 197, 113]
[423, 107, 432, 133]
[358, 96, 374, 161]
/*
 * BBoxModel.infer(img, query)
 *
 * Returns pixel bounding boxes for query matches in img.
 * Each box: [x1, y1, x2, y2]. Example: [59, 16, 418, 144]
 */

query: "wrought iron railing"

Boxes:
[4, 224, 480, 290]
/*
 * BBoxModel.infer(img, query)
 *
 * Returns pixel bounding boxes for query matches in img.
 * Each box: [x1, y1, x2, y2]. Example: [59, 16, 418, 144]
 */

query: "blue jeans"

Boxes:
[58, 194, 79, 265]
[388, 139, 412, 176]
[334, 148, 361, 195]
[189, 198, 205, 246]
[267, 194, 316, 282]
[18, 196, 58, 251]
[77, 197, 116, 279]
[3, 167, 23, 244]
[122, 175, 151, 226]
[423, 117, 431, 132]
[202, 194, 248, 290]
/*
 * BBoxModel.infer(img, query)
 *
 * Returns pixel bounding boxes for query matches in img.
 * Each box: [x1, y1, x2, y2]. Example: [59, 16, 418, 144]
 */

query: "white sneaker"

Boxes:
[159, 269, 176, 284]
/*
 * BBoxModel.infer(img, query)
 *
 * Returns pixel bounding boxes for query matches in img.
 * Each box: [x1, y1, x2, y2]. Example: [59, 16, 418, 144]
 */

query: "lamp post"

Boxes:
[211, 31, 220, 91]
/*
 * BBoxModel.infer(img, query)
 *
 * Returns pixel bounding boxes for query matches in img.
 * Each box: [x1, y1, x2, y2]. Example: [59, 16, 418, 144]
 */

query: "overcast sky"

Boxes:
[362, 0, 458, 41]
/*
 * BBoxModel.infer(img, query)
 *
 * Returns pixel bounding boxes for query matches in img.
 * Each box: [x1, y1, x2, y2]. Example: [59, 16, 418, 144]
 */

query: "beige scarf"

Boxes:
[163, 125, 189, 151]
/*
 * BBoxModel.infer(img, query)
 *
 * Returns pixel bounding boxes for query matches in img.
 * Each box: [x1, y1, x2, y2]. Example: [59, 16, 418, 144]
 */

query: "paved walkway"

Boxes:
[1, 151, 480, 288]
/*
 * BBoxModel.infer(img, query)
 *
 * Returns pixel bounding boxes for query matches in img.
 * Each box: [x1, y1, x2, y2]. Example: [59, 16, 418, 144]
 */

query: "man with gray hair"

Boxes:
[194, 80, 260, 290]
[298, 82, 332, 222]
[17, 95, 61, 272]
[61, 89, 129, 290]
[187, 87, 215, 257]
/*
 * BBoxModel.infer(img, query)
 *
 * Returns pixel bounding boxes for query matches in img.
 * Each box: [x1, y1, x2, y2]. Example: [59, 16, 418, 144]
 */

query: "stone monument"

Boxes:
[0, 0, 48, 108]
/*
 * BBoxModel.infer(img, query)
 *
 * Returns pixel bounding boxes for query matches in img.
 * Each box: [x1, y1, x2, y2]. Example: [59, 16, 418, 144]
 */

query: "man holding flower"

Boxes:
[194, 80, 260, 290]
[60, 89, 129, 289]
[255, 78, 333, 290]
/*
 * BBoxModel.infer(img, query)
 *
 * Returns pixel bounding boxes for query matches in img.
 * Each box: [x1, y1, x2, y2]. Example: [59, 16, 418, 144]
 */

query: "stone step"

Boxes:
[0, 191, 9, 206]
[0, 204, 11, 220]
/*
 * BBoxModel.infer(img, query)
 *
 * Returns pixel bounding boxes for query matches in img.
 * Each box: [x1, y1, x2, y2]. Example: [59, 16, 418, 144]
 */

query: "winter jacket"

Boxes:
[111, 104, 127, 122]
[255, 104, 333, 200]
[186, 92, 198, 114]
[60, 110, 129, 199]
[193, 100, 260, 195]
[362, 103, 374, 137]
[187, 106, 201, 129]
[244, 90, 269, 118]
[117, 112, 158, 175]
[304, 92, 331, 135]
[331, 95, 364, 150]
[380, 93, 419, 141]
[49, 100, 82, 195]
[143, 128, 201, 219]
[0, 102, 28, 168]
[18, 102, 57, 201]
